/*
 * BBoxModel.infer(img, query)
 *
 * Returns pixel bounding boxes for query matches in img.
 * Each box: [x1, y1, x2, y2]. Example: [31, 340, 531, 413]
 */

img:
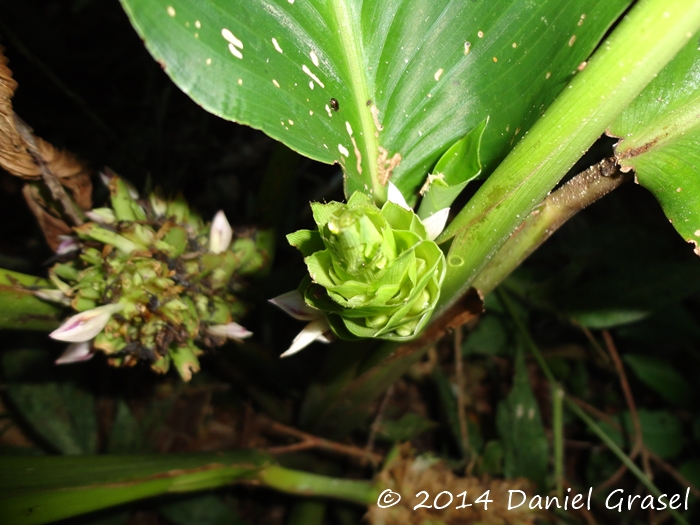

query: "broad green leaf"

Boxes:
[417, 118, 486, 219]
[496, 347, 548, 490]
[611, 39, 700, 251]
[5, 383, 97, 455]
[596, 410, 685, 460]
[121, 0, 631, 200]
[0, 268, 62, 331]
[623, 354, 694, 407]
[0, 453, 376, 525]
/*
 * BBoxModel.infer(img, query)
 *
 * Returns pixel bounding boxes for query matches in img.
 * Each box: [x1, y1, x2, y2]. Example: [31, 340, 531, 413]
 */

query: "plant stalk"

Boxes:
[437, 0, 700, 313]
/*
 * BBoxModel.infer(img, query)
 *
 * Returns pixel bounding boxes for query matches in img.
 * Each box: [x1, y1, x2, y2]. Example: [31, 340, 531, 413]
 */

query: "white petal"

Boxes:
[422, 207, 450, 241]
[205, 322, 253, 340]
[280, 318, 331, 358]
[49, 304, 122, 342]
[209, 210, 233, 254]
[100, 170, 139, 198]
[34, 289, 70, 305]
[387, 182, 411, 210]
[269, 290, 323, 321]
[56, 236, 81, 255]
[85, 208, 116, 224]
[55, 341, 94, 365]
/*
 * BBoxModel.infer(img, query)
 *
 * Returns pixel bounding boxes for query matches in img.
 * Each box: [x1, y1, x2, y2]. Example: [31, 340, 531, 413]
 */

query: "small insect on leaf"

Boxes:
[330, 98, 339, 112]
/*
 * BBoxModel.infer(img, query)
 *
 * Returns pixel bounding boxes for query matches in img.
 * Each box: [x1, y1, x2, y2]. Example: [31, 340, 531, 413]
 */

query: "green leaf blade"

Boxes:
[611, 39, 700, 250]
[121, 0, 631, 202]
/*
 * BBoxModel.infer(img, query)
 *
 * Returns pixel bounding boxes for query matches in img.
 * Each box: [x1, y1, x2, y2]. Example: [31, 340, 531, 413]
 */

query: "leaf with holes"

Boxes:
[610, 39, 700, 253]
[120, 0, 631, 202]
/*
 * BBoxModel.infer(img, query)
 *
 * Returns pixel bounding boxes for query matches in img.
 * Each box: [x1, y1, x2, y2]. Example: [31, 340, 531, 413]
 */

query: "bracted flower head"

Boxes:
[38, 173, 270, 381]
[277, 185, 446, 350]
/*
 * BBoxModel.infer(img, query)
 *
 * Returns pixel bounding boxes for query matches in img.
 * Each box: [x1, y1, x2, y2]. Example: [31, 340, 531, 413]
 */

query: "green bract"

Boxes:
[288, 192, 446, 341]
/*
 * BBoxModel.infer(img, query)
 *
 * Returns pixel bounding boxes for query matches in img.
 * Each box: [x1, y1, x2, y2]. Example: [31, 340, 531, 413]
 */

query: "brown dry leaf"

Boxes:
[367, 445, 549, 525]
[0, 46, 93, 249]
[22, 184, 72, 251]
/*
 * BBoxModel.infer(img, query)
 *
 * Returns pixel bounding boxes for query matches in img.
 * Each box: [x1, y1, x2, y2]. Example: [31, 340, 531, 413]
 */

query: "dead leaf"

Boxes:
[0, 46, 93, 249]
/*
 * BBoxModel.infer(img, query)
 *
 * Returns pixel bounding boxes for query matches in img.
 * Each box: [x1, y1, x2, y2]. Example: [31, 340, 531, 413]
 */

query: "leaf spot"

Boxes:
[694, 230, 700, 237]
[195, 20, 201, 29]
[206, 58, 212, 65]
[273, 79, 280, 88]
[288, 0, 295, 3]
[434, 68, 444, 81]
[309, 81, 314, 90]
[288, 120, 294, 125]
[677, 187, 683, 193]
[310, 50, 320, 67]
[528, 407, 535, 419]
[222, 28, 244, 50]
[578, 14, 586, 26]
[516, 404, 524, 418]
[345, 121, 353, 137]
[325, 104, 333, 117]
[238, 78, 243, 85]
[228, 44, 243, 59]
[166, 6, 176, 17]
[272, 37, 284, 53]
[477, 30, 484, 38]
[309, 110, 313, 115]
[464, 41, 471, 55]
[569, 35, 577, 46]
[370, 105, 384, 132]
[338, 144, 350, 157]
[302, 65, 325, 88]
[512, 42, 517, 48]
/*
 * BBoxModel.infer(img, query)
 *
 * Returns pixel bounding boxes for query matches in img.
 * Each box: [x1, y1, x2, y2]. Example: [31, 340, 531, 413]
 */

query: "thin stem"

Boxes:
[553, 383, 564, 501]
[259, 415, 382, 466]
[602, 330, 652, 478]
[500, 289, 690, 525]
[453, 326, 471, 460]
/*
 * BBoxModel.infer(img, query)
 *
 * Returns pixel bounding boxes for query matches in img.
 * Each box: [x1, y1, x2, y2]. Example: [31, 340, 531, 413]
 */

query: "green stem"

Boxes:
[436, 0, 700, 313]
[501, 290, 690, 525]
[259, 466, 378, 505]
[473, 159, 629, 294]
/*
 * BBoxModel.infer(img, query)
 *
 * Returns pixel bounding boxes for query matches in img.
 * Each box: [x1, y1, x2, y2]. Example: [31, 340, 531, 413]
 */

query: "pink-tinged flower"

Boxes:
[55, 341, 94, 365]
[49, 304, 123, 342]
[55, 236, 81, 255]
[209, 210, 233, 254]
[270, 290, 332, 357]
[269, 290, 322, 321]
[205, 322, 253, 341]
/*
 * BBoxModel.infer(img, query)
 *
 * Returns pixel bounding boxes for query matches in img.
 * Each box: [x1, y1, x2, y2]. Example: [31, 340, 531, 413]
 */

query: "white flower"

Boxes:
[55, 341, 94, 365]
[85, 208, 116, 224]
[209, 210, 233, 254]
[49, 304, 123, 342]
[269, 290, 332, 357]
[388, 182, 448, 240]
[205, 322, 253, 341]
[421, 207, 450, 241]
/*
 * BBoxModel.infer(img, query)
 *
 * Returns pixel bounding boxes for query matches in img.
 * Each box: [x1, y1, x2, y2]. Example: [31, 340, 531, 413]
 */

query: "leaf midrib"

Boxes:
[329, 0, 382, 200]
